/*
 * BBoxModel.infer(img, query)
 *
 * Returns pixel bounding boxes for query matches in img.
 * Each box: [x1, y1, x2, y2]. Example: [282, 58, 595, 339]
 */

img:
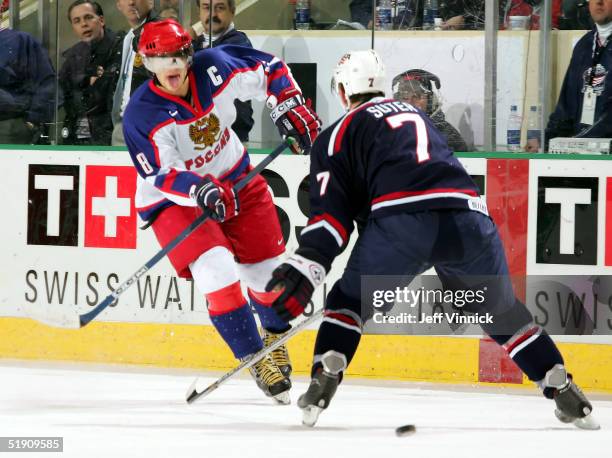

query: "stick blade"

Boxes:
[23, 304, 82, 329]
[185, 378, 199, 404]
[186, 377, 219, 404]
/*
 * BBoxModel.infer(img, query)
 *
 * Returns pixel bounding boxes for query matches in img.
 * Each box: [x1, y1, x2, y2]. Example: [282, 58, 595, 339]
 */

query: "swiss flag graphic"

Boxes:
[85, 165, 137, 249]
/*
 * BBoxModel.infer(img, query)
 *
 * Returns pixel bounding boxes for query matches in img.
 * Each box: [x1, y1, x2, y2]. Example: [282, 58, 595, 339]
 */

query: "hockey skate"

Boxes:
[247, 353, 291, 405]
[298, 351, 347, 427]
[544, 364, 600, 430]
[262, 329, 292, 377]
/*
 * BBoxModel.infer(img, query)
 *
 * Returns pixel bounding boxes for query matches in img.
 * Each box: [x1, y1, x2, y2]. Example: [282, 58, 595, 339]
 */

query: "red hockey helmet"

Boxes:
[138, 19, 192, 57]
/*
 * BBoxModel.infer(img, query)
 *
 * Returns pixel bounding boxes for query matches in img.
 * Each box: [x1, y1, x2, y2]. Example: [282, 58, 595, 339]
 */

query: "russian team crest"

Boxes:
[189, 113, 222, 150]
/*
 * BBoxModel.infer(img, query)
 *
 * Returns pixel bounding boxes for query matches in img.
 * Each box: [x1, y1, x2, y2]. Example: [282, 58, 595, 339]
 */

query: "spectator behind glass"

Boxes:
[393, 69, 469, 152]
[159, 0, 179, 19]
[544, 0, 612, 149]
[191, 0, 255, 142]
[440, 0, 518, 30]
[111, 0, 157, 146]
[559, 0, 594, 29]
[0, 7, 56, 144]
[349, 0, 372, 28]
[502, 0, 562, 29]
[59, 0, 123, 145]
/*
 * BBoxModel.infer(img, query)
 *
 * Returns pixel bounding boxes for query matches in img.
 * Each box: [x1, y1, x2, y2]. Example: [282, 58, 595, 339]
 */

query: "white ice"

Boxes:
[0, 362, 611, 458]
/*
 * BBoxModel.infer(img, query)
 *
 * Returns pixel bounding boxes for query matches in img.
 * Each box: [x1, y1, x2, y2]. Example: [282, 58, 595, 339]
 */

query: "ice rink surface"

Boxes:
[1, 362, 610, 458]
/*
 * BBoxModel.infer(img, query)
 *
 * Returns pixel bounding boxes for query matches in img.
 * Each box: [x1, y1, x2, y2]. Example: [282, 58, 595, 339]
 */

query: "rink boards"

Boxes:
[1, 147, 612, 391]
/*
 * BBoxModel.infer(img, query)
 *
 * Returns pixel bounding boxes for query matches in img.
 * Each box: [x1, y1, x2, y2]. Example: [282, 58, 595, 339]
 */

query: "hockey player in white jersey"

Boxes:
[122, 19, 321, 403]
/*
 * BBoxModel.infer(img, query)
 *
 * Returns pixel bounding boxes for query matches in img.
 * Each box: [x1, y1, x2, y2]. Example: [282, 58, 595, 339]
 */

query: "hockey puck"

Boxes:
[395, 424, 416, 437]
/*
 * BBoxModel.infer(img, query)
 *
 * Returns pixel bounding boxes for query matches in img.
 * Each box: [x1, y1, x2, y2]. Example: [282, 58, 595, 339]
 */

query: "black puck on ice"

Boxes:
[395, 424, 416, 437]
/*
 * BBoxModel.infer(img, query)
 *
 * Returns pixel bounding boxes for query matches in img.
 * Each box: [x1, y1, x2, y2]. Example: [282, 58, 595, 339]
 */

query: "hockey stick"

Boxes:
[186, 308, 323, 404]
[28, 138, 296, 329]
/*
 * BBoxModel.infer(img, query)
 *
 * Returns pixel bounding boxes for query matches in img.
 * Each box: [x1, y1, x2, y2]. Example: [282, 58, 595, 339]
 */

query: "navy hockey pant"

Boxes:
[313, 209, 563, 385]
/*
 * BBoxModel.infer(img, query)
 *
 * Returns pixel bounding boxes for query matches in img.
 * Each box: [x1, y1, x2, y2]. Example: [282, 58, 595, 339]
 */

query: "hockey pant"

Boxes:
[311, 209, 563, 392]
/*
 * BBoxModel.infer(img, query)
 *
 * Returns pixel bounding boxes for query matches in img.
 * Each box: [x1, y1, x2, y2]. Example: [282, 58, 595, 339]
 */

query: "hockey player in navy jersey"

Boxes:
[122, 19, 321, 403]
[266, 50, 598, 427]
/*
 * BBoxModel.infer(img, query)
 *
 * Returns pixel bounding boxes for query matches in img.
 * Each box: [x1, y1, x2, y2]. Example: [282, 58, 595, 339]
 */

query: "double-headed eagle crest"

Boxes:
[189, 113, 221, 150]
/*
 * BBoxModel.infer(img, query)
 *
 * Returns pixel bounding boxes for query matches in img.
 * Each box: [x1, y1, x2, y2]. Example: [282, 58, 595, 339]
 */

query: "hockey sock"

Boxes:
[491, 326, 564, 393]
[311, 309, 362, 378]
[207, 283, 263, 359]
[248, 289, 291, 334]
[209, 306, 263, 359]
[485, 299, 564, 387]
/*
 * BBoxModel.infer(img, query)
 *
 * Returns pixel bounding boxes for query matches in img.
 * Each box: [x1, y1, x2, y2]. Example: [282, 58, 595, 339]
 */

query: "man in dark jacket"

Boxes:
[191, 0, 254, 142]
[0, 28, 55, 144]
[545, 0, 612, 148]
[60, 0, 122, 145]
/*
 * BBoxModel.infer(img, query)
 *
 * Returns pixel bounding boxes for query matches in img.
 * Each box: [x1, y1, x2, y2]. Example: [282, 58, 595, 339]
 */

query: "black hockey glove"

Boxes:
[268, 89, 321, 154]
[265, 253, 327, 322]
[190, 175, 238, 222]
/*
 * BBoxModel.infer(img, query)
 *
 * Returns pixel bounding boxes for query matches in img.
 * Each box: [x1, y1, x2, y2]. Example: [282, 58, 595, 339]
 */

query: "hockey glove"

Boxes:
[191, 175, 239, 223]
[268, 89, 321, 154]
[265, 253, 327, 322]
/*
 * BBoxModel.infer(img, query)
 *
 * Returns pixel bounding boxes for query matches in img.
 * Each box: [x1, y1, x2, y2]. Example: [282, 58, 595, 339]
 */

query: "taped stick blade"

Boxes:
[23, 304, 82, 329]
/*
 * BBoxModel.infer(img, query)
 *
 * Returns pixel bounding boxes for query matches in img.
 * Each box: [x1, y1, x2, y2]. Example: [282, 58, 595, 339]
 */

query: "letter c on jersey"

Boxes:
[207, 66, 223, 86]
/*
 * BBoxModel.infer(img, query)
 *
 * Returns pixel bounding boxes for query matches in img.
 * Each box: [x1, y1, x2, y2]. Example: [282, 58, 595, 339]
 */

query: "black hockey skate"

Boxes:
[298, 350, 347, 427]
[262, 329, 292, 377]
[543, 364, 600, 430]
[247, 353, 291, 405]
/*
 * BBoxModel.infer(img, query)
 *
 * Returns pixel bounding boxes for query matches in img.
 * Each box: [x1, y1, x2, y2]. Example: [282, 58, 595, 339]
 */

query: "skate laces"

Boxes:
[262, 331, 290, 368]
[251, 355, 285, 386]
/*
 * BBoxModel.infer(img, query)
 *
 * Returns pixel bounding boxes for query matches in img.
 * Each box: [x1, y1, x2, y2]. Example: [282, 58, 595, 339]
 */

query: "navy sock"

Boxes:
[249, 293, 290, 334]
[209, 304, 263, 359]
[491, 326, 564, 383]
[311, 309, 362, 378]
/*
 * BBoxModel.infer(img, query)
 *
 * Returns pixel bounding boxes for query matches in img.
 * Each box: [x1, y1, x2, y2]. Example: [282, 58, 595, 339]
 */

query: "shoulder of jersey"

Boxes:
[328, 100, 381, 134]
[123, 83, 175, 131]
[315, 100, 392, 155]
[193, 46, 227, 68]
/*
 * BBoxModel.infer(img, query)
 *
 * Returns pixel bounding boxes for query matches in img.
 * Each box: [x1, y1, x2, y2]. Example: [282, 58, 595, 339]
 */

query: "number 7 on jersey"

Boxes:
[386, 113, 430, 163]
[316, 171, 330, 196]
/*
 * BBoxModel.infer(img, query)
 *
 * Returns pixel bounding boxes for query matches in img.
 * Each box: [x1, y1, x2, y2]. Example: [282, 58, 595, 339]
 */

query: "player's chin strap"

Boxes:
[25, 138, 297, 330]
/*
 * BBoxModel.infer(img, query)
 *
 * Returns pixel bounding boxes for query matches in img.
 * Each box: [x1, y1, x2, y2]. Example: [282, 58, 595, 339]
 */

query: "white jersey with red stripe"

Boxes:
[300, 96, 482, 265]
[123, 45, 300, 221]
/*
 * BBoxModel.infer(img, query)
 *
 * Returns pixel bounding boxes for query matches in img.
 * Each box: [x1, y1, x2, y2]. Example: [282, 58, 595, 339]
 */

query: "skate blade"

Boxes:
[554, 409, 574, 424]
[272, 391, 290, 405]
[573, 414, 601, 430]
[301, 406, 323, 427]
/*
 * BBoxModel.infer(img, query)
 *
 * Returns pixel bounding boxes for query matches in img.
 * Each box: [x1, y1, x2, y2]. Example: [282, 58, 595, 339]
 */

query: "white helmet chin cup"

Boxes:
[331, 49, 386, 100]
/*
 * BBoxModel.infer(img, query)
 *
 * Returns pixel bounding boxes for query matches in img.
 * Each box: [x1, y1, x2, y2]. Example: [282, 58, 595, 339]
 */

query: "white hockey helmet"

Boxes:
[331, 49, 386, 102]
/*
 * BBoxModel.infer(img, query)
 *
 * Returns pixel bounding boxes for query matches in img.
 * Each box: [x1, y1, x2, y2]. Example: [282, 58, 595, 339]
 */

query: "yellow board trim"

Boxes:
[1, 318, 610, 392]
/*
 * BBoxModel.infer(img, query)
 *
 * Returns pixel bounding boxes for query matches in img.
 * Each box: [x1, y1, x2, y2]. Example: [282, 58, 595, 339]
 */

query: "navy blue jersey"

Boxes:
[300, 97, 481, 266]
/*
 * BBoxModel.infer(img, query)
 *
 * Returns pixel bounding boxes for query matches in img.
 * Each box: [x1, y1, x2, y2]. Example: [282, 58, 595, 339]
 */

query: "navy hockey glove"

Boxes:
[191, 175, 239, 222]
[268, 89, 321, 154]
[265, 253, 327, 322]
